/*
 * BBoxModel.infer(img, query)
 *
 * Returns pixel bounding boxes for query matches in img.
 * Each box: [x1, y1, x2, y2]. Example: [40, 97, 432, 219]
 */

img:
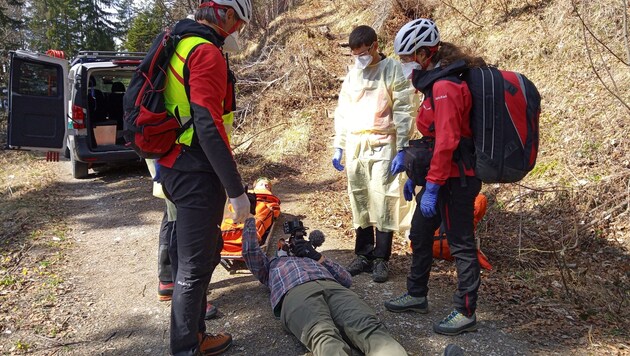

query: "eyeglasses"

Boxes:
[351, 42, 375, 57]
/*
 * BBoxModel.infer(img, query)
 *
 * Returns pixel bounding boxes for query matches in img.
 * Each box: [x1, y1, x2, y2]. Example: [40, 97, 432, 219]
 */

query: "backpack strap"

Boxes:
[172, 41, 207, 137]
[182, 42, 206, 111]
[412, 59, 468, 93]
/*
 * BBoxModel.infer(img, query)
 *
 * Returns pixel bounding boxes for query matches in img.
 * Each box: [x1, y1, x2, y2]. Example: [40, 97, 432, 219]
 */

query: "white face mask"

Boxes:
[223, 32, 240, 53]
[401, 61, 422, 79]
[354, 54, 373, 70]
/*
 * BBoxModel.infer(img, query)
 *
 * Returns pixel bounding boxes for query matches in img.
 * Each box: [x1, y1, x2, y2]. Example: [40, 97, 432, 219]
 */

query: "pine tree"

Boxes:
[78, 0, 117, 51]
[0, 0, 24, 95]
[123, 1, 168, 52]
[0, 0, 24, 50]
[114, 0, 136, 44]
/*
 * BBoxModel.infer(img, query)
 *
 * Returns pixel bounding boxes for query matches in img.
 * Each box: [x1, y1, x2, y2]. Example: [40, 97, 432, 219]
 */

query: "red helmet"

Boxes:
[200, 0, 252, 23]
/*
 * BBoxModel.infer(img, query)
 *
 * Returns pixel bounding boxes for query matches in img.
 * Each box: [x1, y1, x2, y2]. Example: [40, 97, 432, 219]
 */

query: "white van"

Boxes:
[6, 50, 145, 178]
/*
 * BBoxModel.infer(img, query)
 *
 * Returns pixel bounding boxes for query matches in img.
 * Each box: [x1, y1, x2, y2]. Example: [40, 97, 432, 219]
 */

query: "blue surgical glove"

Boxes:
[420, 182, 440, 217]
[153, 161, 161, 182]
[390, 150, 406, 175]
[332, 148, 344, 171]
[403, 178, 416, 202]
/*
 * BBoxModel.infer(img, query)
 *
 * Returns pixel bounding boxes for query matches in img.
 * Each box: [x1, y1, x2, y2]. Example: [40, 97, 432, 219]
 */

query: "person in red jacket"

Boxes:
[156, 1, 253, 355]
[384, 18, 487, 336]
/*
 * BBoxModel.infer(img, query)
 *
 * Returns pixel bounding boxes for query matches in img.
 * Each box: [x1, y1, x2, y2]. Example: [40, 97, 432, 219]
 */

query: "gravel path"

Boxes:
[39, 160, 543, 356]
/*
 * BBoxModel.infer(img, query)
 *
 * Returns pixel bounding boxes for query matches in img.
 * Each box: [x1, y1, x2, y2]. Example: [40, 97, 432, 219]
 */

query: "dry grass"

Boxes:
[0, 148, 72, 352]
[0, 0, 627, 352]
[228, 0, 629, 352]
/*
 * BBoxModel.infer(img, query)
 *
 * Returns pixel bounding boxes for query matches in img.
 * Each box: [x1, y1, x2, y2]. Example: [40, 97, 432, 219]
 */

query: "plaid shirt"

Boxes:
[241, 218, 352, 316]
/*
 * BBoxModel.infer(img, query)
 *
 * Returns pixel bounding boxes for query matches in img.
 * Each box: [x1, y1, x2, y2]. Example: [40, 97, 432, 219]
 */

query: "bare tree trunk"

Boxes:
[624, 0, 630, 64]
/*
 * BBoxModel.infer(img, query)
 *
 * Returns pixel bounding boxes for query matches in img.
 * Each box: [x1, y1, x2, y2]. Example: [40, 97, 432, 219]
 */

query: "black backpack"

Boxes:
[122, 19, 223, 159]
[464, 65, 541, 183]
[407, 60, 541, 184]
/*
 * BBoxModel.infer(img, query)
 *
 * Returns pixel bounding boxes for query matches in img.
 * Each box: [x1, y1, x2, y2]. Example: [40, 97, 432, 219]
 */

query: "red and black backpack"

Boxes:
[464, 65, 541, 183]
[409, 60, 541, 184]
[122, 19, 225, 159]
[122, 29, 183, 159]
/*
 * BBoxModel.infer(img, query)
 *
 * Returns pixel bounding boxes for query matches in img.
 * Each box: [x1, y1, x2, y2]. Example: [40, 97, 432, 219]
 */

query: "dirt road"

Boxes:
[15, 159, 543, 356]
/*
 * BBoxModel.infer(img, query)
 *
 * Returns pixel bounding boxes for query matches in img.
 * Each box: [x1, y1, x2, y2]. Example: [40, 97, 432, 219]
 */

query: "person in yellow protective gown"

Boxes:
[332, 25, 416, 283]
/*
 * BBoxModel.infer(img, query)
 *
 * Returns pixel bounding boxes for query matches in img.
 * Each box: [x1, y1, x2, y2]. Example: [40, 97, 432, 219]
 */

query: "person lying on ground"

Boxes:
[241, 218, 407, 356]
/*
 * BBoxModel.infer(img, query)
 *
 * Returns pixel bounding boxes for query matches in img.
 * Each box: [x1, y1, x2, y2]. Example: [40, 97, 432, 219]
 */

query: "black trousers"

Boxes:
[407, 176, 482, 317]
[354, 226, 393, 261]
[160, 167, 226, 356]
[158, 211, 174, 283]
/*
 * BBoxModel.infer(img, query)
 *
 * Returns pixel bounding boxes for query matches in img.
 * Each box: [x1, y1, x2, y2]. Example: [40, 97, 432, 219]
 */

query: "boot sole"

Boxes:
[202, 340, 233, 356]
[158, 294, 172, 302]
[433, 323, 478, 336]
[384, 305, 429, 314]
[347, 267, 373, 276]
[204, 308, 218, 320]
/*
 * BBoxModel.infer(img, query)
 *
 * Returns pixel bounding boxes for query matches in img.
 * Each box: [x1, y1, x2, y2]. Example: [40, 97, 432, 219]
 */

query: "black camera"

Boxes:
[278, 219, 325, 256]
[283, 219, 307, 240]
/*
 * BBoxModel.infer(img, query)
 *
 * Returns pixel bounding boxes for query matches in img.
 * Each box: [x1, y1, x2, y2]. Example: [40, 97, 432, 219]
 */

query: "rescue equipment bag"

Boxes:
[123, 29, 184, 159]
[410, 60, 541, 184]
[403, 137, 434, 186]
[408, 194, 492, 270]
[432, 194, 492, 270]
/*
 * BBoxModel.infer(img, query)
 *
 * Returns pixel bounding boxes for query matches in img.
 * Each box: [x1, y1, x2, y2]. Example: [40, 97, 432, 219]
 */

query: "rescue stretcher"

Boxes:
[219, 179, 281, 273]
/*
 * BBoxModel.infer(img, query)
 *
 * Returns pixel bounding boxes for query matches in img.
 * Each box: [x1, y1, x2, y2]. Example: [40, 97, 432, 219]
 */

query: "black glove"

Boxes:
[292, 239, 322, 261]
[246, 191, 257, 215]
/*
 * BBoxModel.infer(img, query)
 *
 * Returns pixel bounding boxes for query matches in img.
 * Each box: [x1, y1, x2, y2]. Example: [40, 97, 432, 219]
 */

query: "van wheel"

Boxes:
[71, 155, 89, 179]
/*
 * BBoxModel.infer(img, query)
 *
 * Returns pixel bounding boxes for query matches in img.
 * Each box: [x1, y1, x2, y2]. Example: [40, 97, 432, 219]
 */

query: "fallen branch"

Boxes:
[572, 0, 630, 66]
[33, 334, 85, 349]
[586, 191, 628, 215]
[512, 182, 571, 194]
[438, 0, 484, 28]
[580, 199, 629, 232]
[581, 23, 630, 113]
[6, 243, 34, 274]
[261, 70, 292, 94]
[625, 0, 630, 64]
[232, 122, 288, 151]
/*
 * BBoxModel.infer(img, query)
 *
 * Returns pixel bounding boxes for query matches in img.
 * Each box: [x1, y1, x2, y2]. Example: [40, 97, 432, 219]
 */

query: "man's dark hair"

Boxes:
[349, 25, 377, 50]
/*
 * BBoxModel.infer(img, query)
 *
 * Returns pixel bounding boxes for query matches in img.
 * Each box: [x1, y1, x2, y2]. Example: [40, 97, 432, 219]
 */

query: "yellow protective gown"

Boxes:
[333, 56, 416, 232]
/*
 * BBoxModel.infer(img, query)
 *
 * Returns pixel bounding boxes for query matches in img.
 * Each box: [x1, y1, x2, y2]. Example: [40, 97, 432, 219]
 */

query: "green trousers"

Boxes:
[281, 279, 407, 356]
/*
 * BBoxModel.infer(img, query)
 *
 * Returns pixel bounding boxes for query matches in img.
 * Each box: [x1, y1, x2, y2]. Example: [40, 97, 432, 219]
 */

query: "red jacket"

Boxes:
[158, 22, 244, 199]
[417, 79, 475, 186]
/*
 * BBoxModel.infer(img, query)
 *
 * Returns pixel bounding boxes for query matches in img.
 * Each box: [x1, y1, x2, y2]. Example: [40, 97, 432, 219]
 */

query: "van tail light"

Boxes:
[72, 105, 86, 129]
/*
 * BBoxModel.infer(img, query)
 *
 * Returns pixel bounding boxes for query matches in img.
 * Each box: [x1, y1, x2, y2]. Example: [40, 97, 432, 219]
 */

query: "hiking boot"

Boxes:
[198, 332, 232, 355]
[433, 310, 477, 335]
[205, 303, 218, 320]
[346, 255, 372, 276]
[384, 293, 428, 313]
[372, 258, 389, 283]
[157, 281, 174, 301]
[444, 344, 465, 356]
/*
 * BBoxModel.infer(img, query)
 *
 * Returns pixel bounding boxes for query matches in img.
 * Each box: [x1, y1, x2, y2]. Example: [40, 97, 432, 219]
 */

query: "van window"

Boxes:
[16, 61, 60, 97]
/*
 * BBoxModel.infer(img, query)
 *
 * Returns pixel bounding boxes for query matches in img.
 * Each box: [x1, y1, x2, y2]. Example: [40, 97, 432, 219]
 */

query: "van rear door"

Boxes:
[7, 50, 68, 152]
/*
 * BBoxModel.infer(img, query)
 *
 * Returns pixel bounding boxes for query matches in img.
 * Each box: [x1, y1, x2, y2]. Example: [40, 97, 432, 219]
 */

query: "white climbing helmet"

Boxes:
[394, 18, 440, 55]
[201, 0, 253, 23]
